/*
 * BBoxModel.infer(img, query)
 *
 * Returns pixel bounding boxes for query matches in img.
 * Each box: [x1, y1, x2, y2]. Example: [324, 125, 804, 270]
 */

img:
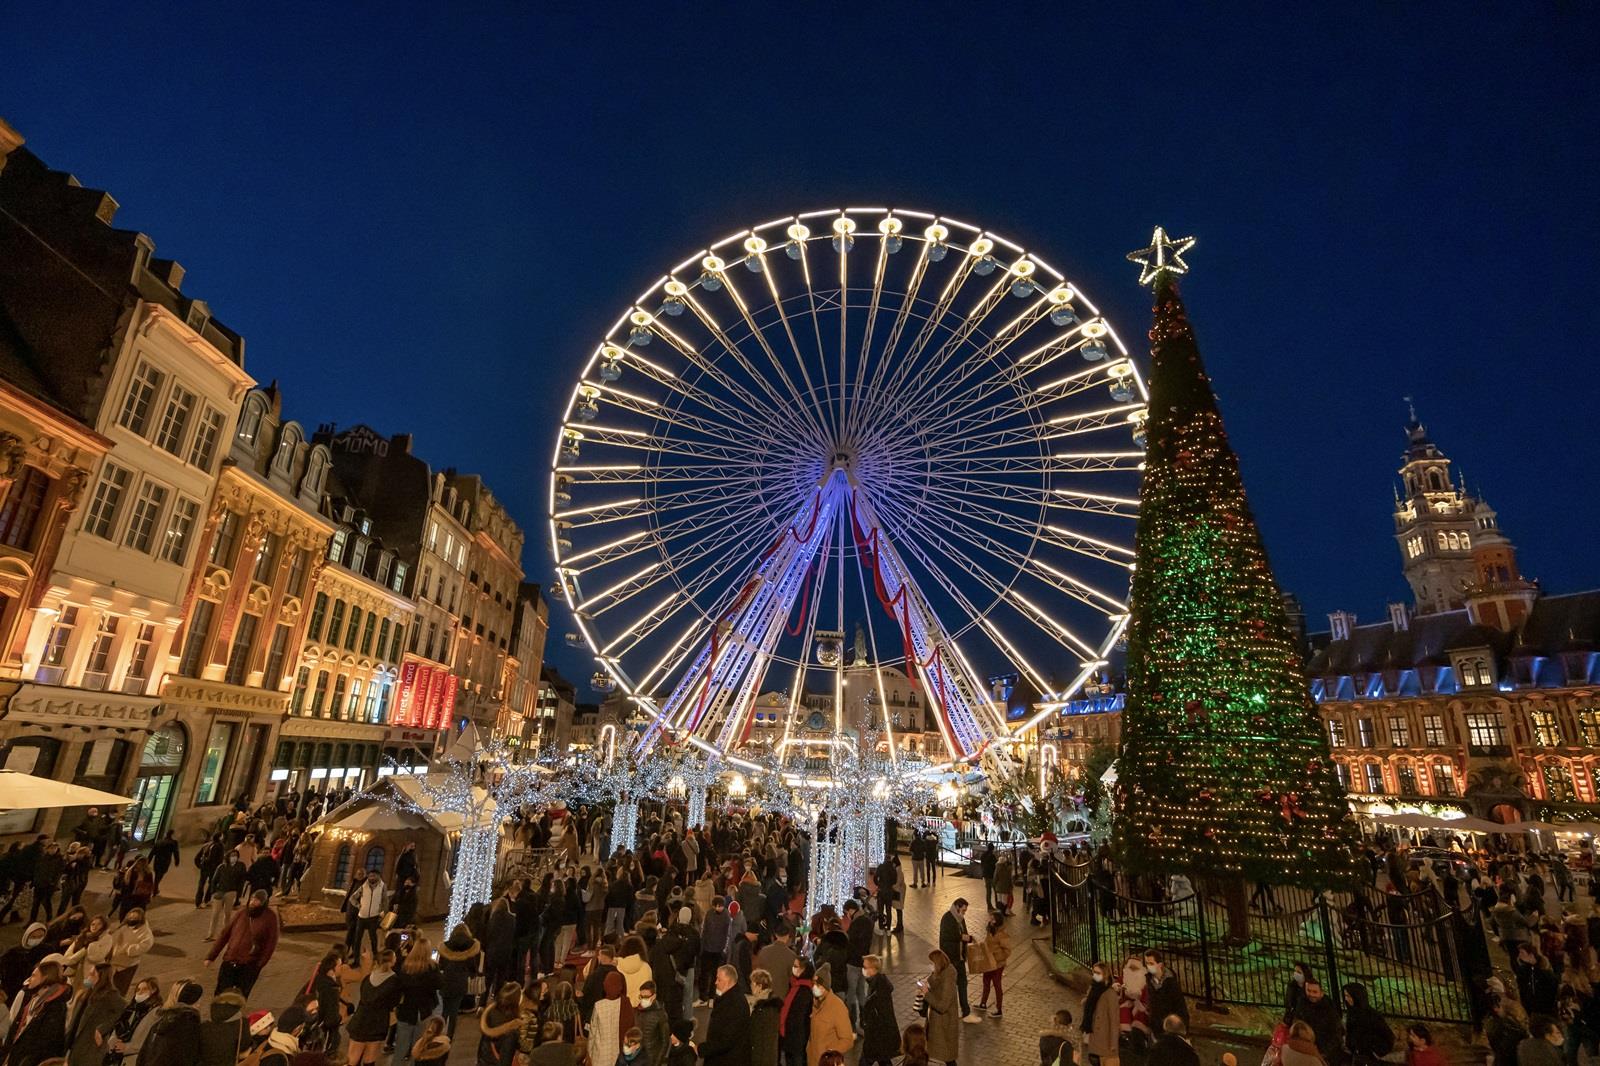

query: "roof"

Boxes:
[314, 772, 496, 835]
[1306, 590, 1600, 674]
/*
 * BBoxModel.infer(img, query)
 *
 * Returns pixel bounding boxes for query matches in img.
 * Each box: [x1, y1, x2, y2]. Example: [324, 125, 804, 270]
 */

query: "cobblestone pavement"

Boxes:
[9, 856, 1088, 1065]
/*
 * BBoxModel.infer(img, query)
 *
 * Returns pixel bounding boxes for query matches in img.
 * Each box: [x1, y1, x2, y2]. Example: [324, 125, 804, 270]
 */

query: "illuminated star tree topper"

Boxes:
[1126, 226, 1197, 289]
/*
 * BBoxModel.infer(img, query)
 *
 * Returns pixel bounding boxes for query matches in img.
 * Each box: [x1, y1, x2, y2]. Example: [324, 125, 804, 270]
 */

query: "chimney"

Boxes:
[1388, 603, 1409, 632]
[1328, 611, 1356, 642]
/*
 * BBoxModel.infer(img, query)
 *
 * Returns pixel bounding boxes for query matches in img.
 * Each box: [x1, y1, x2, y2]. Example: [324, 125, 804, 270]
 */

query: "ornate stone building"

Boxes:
[1311, 414, 1600, 824]
[445, 472, 525, 737]
[277, 484, 414, 795]
[159, 385, 333, 836]
[0, 124, 255, 841]
[505, 583, 549, 752]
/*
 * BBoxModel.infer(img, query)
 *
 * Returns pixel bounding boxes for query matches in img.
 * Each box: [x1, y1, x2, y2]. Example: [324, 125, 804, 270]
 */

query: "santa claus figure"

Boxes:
[1119, 952, 1152, 1045]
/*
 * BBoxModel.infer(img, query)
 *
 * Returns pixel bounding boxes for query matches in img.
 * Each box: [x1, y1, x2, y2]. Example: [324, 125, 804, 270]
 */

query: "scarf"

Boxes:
[1083, 980, 1109, 1033]
[603, 972, 635, 1033]
[779, 978, 812, 1036]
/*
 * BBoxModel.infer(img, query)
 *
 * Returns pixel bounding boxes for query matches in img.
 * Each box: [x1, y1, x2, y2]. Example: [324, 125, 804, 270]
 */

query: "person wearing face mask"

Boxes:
[700, 964, 750, 1066]
[1283, 963, 1316, 1026]
[857, 957, 898, 1066]
[105, 910, 152, 996]
[206, 850, 246, 942]
[635, 980, 669, 1066]
[806, 963, 853, 1066]
[1081, 961, 1119, 1066]
[100, 977, 159, 1065]
[1143, 951, 1187, 1032]
[64, 961, 123, 1066]
[137, 979, 204, 1065]
[1040, 1008, 1076, 1066]
[6, 954, 70, 1066]
[204, 889, 279, 996]
[618, 1025, 646, 1065]
[749, 969, 782, 1066]
[777, 960, 813, 1066]
[0, 923, 50, 1002]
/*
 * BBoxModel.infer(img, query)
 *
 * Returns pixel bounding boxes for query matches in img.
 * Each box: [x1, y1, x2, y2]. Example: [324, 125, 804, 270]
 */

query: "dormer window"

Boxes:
[236, 398, 263, 445]
[327, 528, 347, 563]
[1452, 654, 1494, 689]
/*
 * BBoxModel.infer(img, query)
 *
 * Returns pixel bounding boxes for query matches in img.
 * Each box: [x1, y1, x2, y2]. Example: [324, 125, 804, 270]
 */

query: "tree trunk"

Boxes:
[1222, 877, 1252, 944]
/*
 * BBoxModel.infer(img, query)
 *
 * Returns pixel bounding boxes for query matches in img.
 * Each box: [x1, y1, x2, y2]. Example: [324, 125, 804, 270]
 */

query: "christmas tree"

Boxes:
[1112, 229, 1356, 891]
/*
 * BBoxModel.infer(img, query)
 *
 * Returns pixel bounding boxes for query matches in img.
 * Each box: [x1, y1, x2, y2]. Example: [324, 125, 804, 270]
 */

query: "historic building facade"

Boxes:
[505, 583, 549, 752]
[276, 486, 414, 795]
[0, 128, 257, 841]
[157, 386, 335, 837]
[445, 473, 525, 737]
[1312, 414, 1600, 824]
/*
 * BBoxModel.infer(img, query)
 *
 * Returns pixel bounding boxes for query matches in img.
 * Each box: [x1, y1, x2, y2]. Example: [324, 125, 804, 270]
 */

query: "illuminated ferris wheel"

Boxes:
[549, 208, 1147, 768]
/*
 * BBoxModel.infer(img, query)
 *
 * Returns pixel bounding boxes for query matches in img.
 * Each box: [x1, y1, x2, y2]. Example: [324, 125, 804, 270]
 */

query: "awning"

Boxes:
[0, 771, 134, 811]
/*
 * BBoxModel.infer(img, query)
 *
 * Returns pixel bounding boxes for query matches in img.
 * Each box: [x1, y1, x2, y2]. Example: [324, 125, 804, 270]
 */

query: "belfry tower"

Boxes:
[1392, 402, 1505, 615]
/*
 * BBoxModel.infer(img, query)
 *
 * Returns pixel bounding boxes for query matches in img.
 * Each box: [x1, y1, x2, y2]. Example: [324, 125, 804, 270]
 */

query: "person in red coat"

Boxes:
[204, 890, 280, 996]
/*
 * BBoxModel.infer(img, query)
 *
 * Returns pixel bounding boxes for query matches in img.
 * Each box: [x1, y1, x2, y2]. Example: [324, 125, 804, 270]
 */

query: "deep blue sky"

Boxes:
[7, 6, 1598, 683]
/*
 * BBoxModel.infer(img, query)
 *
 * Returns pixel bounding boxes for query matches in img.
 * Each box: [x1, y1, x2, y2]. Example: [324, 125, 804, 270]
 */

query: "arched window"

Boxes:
[236, 396, 265, 445]
[1436, 532, 1448, 551]
[1429, 471, 1444, 491]
[363, 844, 386, 877]
[333, 843, 353, 887]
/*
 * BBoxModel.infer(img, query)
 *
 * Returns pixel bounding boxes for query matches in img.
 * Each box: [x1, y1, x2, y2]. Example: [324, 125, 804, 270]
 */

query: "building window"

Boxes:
[0, 467, 50, 550]
[308, 592, 329, 640]
[123, 623, 157, 694]
[1422, 714, 1447, 747]
[389, 624, 405, 663]
[363, 845, 386, 877]
[1530, 709, 1562, 747]
[263, 623, 292, 689]
[36, 605, 79, 684]
[333, 843, 353, 888]
[1543, 762, 1578, 802]
[365, 681, 381, 721]
[1357, 718, 1375, 748]
[376, 681, 393, 722]
[118, 363, 165, 435]
[122, 481, 168, 553]
[1396, 763, 1419, 795]
[291, 666, 311, 712]
[310, 669, 330, 716]
[209, 510, 240, 566]
[154, 384, 195, 455]
[1458, 657, 1494, 688]
[326, 600, 346, 646]
[361, 613, 377, 656]
[1387, 716, 1410, 747]
[1433, 761, 1458, 796]
[1363, 762, 1385, 794]
[347, 678, 363, 719]
[1465, 712, 1506, 750]
[159, 497, 200, 565]
[189, 406, 225, 470]
[252, 532, 281, 585]
[349, 538, 368, 576]
[329, 675, 348, 721]
[224, 613, 259, 686]
[194, 721, 238, 806]
[392, 562, 407, 594]
[178, 600, 216, 678]
[327, 528, 347, 563]
[286, 549, 309, 598]
[344, 607, 362, 652]
[1577, 709, 1600, 746]
[82, 614, 119, 691]
[83, 464, 132, 540]
[236, 400, 263, 445]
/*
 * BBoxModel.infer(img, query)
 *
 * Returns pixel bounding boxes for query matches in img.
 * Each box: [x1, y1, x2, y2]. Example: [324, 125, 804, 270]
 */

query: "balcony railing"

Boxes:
[122, 673, 149, 695]
[1468, 743, 1512, 759]
[80, 670, 110, 692]
[34, 665, 66, 686]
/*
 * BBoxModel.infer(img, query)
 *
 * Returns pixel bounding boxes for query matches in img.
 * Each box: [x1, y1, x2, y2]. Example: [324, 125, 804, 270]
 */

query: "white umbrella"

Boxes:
[0, 771, 133, 811]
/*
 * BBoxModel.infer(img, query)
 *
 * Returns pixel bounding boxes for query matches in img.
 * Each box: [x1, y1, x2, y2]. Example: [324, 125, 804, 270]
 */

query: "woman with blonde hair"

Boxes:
[923, 950, 960, 1065]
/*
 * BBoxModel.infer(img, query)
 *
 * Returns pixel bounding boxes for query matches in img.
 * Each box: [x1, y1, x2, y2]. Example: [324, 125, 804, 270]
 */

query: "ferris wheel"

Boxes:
[549, 208, 1147, 768]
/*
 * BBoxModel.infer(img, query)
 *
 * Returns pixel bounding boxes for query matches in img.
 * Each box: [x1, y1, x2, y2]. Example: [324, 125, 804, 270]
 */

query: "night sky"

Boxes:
[7, 6, 1599, 686]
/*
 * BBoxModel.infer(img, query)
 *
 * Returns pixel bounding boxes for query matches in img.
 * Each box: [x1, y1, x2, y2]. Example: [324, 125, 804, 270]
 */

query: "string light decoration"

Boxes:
[382, 732, 565, 935]
[569, 743, 673, 855]
[662, 746, 723, 830]
[1111, 231, 1358, 890]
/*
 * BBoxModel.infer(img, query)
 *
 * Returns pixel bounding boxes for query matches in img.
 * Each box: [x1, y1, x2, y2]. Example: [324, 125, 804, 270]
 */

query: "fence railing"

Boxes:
[1046, 859, 1476, 1023]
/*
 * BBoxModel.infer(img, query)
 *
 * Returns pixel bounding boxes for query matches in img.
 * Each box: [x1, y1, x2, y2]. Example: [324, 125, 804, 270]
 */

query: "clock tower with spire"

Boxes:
[1393, 402, 1504, 615]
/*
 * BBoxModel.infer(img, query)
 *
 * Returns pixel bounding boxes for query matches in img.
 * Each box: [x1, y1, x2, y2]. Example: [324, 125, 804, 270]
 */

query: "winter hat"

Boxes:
[813, 962, 832, 989]
[21, 922, 45, 945]
[670, 1018, 695, 1043]
[248, 1010, 276, 1037]
[38, 953, 66, 967]
[728, 901, 740, 916]
[177, 980, 204, 1005]
[678, 907, 693, 925]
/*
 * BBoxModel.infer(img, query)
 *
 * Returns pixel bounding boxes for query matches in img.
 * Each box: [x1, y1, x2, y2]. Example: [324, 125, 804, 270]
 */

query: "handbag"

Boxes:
[379, 911, 397, 931]
[467, 974, 487, 997]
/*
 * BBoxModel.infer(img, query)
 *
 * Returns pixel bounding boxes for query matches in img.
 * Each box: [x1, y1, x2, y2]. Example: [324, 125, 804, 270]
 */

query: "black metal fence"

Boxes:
[1046, 860, 1476, 1023]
